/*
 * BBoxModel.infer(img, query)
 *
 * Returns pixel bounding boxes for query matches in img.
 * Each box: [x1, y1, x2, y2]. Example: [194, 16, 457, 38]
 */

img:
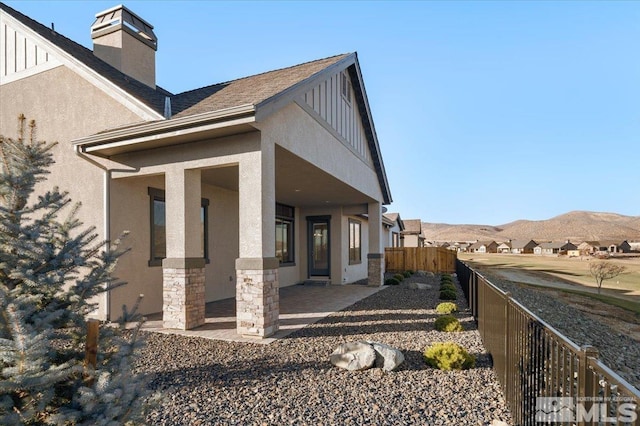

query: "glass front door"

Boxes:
[307, 217, 330, 276]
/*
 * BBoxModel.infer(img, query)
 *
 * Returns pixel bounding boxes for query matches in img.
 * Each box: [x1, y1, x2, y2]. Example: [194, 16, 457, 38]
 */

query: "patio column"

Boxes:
[236, 146, 279, 338]
[367, 202, 385, 287]
[162, 168, 205, 330]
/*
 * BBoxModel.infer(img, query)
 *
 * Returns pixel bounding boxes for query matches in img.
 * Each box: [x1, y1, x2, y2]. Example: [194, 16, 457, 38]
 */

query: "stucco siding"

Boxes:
[257, 103, 383, 203]
[109, 174, 242, 316]
[0, 65, 152, 319]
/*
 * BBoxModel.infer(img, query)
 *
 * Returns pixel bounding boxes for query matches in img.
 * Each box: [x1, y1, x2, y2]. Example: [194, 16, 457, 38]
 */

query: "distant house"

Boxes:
[469, 240, 498, 253]
[578, 241, 599, 255]
[383, 213, 404, 248]
[510, 240, 537, 254]
[457, 242, 471, 252]
[534, 241, 577, 256]
[598, 240, 632, 254]
[401, 219, 425, 247]
[497, 242, 511, 253]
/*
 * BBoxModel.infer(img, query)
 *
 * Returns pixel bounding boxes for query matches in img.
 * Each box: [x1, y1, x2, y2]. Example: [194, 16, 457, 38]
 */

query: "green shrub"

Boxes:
[424, 342, 475, 371]
[440, 283, 456, 291]
[435, 302, 458, 314]
[385, 277, 400, 286]
[440, 273, 452, 281]
[393, 273, 405, 282]
[403, 271, 412, 278]
[439, 288, 457, 300]
[434, 315, 463, 332]
[407, 270, 415, 275]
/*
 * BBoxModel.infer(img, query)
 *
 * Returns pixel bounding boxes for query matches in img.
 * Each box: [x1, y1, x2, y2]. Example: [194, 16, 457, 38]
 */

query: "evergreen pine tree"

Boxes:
[0, 115, 155, 424]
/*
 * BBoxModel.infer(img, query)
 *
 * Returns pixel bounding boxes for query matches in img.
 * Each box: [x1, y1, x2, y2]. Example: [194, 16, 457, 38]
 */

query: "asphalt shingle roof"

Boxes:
[171, 54, 349, 118]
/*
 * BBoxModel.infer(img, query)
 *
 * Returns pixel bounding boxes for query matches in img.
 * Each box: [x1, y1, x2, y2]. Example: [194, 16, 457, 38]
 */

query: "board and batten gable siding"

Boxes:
[0, 13, 62, 85]
[300, 70, 369, 162]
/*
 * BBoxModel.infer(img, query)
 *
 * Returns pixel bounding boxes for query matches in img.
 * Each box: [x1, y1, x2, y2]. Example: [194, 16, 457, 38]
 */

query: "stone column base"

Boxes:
[162, 258, 206, 330]
[236, 257, 279, 338]
[367, 253, 384, 287]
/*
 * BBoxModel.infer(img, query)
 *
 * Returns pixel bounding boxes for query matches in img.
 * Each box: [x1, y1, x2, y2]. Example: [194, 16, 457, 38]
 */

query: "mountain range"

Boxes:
[421, 211, 640, 243]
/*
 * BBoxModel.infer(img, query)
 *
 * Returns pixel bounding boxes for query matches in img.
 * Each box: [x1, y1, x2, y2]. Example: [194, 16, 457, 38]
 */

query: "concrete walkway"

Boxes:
[141, 284, 386, 344]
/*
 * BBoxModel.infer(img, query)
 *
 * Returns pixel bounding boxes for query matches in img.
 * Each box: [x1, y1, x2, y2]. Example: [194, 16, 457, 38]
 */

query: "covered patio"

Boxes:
[141, 284, 386, 344]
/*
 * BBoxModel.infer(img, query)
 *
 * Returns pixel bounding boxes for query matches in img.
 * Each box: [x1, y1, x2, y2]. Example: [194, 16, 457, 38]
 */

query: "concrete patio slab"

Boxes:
[140, 284, 386, 344]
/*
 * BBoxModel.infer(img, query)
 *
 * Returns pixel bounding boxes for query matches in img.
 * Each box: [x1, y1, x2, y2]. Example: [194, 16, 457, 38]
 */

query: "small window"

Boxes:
[349, 219, 361, 264]
[392, 232, 400, 248]
[341, 71, 351, 104]
[148, 187, 209, 266]
[276, 203, 295, 265]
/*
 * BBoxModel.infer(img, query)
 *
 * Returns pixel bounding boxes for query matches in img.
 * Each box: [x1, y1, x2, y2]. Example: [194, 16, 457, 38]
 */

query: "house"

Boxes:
[509, 240, 537, 254]
[497, 242, 511, 253]
[469, 240, 498, 253]
[534, 241, 578, 256]
[579, 240, 631, 255]
[0, 3, 392, 338]
[578, 241, 599, 256]
[401, 219, 425, 247]
[597, 240, 632, 254]
[382, 212, 404, 248]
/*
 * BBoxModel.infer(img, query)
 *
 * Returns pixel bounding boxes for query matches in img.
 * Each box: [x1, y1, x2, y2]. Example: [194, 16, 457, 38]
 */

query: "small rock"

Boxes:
[330, 341, 376, 371]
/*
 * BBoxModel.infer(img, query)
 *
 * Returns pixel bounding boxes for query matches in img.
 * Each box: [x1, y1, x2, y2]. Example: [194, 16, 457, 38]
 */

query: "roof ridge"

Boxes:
[173, 53, 351, 97]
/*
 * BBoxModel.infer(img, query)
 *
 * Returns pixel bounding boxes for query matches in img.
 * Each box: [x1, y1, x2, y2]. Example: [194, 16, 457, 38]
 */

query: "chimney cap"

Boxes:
[91, 4, 157, 51]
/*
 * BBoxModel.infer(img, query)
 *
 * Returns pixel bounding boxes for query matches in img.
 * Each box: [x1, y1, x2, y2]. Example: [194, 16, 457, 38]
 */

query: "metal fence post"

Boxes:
[504, 291, 511, 398]
[578, 345, 599, 426]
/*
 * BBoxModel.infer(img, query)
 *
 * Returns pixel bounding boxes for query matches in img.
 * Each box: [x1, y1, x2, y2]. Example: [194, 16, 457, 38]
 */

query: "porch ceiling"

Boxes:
[274, 146, 373, 208]
[199, 146, 374, 208]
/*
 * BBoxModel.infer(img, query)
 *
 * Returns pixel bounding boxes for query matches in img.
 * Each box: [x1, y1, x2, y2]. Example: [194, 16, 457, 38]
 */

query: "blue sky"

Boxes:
[5, 1, 640, 225]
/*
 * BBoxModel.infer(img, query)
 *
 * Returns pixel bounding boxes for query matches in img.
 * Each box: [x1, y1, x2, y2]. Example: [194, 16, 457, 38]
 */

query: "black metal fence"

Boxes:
[456, 259, 640, 426]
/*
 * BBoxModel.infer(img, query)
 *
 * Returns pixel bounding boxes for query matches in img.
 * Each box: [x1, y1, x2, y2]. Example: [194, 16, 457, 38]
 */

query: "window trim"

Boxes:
[348, 218, 362, 265]
[276, 203, 295, 266]
[148, 187, 210, 267]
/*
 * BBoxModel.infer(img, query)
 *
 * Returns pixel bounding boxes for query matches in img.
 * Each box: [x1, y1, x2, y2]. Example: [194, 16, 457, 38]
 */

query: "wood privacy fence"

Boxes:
[385, 247, 456, 273]
[456, 260, 640, 426]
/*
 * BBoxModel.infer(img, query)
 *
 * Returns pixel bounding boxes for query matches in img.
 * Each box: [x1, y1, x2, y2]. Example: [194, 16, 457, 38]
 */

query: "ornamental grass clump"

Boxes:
[439, 288, 457, 300]
[424, 342, 475, 371]
[435, 302, 458, 314]
[403, 271, 412, 278]
[434, 315, 463, 332]
[393, 273, 405, 282]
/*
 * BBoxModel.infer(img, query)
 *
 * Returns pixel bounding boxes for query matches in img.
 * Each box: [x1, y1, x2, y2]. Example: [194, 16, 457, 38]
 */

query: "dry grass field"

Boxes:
[459, 253, 640, 295]
[459, 252, 640, 345]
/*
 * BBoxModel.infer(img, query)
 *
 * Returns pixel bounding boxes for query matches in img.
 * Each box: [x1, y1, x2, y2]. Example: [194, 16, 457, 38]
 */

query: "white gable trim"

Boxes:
[0, 9, 163, 121]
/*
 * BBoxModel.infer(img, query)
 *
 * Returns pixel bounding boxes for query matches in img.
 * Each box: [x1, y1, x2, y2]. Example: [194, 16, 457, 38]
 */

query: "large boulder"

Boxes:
[369, 341, 405, 371]
[330, 341, 376, 371]
[408, 282, 432, 290]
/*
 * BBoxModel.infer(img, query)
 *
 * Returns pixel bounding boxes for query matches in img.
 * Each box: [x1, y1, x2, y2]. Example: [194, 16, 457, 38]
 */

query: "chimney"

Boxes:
[91, 5, 157, 88]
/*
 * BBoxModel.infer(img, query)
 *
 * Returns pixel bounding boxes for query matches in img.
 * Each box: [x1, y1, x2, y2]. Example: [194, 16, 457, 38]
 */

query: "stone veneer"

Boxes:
[236, 257, 280, 338]
[162, 258, 206, 330]
[367, 253, 384, 287]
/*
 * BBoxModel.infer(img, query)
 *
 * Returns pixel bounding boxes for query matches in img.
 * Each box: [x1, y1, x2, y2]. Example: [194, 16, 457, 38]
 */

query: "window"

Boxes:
[341, 71, 351, 104]
[392, 232, 400, 248]
[349, 219, 361, 264]
[275, 203, 295, 265]
[148, 187, 209, 266]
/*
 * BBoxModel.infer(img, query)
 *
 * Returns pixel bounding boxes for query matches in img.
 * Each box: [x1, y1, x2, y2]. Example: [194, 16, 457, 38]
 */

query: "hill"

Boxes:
[422, 211, 640, 243]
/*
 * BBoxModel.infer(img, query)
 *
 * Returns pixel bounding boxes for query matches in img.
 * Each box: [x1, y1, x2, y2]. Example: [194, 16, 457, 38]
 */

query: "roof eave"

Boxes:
[73, 104, 256, 157]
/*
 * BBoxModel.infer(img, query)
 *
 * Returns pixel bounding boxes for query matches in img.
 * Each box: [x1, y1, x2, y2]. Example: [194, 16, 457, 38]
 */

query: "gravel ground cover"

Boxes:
[479, 269, 640, 390]
[137, 273, 512, 425]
